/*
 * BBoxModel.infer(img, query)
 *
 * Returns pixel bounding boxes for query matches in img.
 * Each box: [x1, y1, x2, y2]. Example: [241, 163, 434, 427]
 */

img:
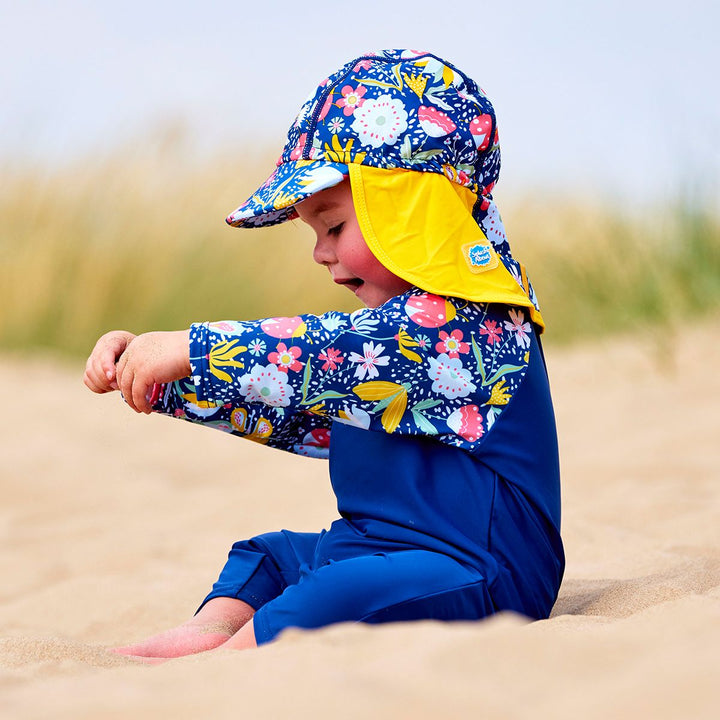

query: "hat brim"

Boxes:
[226, 160, 348, 228]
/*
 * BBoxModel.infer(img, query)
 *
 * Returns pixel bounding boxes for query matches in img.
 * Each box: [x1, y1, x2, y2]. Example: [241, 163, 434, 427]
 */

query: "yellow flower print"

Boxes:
[208, 340, 247, 383]
[402, 72, 428, 100]
[247, 416, 273, 444]
[486, 378, 512, 406]
[180, 391, 218, 410]
[307, 402, 328, 416]
[396, 328, 422, 363]
[230, 407, 248, 432]
[353, 381, 404, 400]
[323, 134, 367, 164]
[380, 391, 407, 433]
[353, 380, 407, 433]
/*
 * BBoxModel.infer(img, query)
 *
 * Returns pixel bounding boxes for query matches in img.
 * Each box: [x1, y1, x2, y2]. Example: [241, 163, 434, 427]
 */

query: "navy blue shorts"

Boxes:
[200, 522, 495, 645]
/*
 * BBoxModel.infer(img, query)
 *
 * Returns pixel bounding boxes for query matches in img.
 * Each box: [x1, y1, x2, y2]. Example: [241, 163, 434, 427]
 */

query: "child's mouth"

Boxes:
[335, 278, 364, 294]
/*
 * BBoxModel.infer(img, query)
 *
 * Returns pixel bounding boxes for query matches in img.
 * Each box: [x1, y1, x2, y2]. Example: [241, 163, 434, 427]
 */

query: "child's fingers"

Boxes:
[84, 331, 135, 393]
[116, 350, 151, 414]
[83, 355, 114, 393]
[115, 352, 136, 411]
[131, 374, 153, 415]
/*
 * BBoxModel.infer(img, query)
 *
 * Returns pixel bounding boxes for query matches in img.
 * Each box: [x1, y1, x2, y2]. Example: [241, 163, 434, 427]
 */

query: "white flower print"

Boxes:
[328, 117, 343, 134]
[335, 404, 372, 429]
[350, 308, 380, 334]
[298, 165, 346, 195]
[348, 341, 390, 380]
[503, 309, 532, 348]
[427, 353, 476, 399]
[320, 312, 348, 332]
[248, 338, 267, 356]
[351, 94, 408, 148]
[238, 363, 295, 407]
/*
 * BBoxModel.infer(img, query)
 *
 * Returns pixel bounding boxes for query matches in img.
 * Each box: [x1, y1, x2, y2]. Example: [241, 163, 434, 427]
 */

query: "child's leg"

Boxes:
[113, 596, 255, 658]
[249, 549, 494, 646]
[113, 529, 322, 658]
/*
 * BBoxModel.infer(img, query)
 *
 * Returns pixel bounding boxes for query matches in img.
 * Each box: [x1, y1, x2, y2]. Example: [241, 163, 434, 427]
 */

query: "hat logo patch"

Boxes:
[462, 241, 498, 274]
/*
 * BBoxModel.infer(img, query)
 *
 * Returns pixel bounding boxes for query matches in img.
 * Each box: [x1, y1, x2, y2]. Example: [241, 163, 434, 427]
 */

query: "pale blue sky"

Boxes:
[2, 0, 718, 203]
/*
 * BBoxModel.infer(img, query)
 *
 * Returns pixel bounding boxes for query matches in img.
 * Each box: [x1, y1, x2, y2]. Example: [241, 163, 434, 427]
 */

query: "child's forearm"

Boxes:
[150, 376, 332, 457]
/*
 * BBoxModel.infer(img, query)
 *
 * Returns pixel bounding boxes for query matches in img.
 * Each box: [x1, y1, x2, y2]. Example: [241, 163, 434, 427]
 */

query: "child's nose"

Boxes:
[312, 235, 336, 266]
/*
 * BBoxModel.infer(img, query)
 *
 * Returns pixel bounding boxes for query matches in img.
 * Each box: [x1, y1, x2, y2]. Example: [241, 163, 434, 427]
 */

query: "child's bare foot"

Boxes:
[112, 624, 233, 658]
[112, 597, 255, 659]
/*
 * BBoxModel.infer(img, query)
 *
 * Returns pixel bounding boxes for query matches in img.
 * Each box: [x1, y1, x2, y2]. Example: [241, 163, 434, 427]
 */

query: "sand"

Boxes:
[1, 321, 719, 719]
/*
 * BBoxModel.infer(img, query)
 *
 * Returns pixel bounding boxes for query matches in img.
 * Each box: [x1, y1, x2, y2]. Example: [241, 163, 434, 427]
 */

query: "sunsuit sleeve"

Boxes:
[152, 289, 535, 457]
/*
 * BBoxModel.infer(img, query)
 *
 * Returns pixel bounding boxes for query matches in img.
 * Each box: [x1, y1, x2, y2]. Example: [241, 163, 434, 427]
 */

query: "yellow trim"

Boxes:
[348, 164, 544, 330]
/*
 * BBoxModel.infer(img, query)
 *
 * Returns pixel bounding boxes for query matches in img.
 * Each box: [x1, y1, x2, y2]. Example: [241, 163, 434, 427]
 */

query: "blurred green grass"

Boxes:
[1, 143, 718, 358]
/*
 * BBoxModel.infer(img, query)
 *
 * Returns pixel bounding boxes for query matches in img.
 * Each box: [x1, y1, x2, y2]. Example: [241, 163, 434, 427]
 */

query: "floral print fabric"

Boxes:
[226, 48, 500, 229]
[154, 289, 534, 459]
[224, 48, 543, 322]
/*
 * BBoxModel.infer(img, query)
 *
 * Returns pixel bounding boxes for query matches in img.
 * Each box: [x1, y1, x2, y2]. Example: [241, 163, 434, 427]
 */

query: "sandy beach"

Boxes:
[1, 320, 718, 719]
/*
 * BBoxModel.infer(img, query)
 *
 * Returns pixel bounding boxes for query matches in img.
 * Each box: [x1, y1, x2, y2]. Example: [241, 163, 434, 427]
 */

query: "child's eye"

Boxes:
[328, 222, 344, 236]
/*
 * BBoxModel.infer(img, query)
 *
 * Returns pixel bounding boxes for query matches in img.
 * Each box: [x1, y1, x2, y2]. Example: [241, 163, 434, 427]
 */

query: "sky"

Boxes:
[1, 0, 718, 204]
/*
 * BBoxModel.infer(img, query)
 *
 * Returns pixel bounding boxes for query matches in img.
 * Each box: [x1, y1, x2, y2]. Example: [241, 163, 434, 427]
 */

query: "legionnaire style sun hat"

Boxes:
[226, 49, 544, 328]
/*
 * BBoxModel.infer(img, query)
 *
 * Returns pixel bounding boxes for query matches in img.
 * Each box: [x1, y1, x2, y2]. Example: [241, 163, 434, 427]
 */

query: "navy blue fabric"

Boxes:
[201, 331, 563, 643]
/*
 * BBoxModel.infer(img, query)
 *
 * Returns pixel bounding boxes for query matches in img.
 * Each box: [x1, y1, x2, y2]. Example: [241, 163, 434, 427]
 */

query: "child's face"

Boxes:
[295, 179, 412, 308]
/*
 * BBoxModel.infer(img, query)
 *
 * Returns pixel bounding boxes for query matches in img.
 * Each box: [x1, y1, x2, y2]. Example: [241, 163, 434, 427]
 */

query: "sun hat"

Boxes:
[226, 49, 543, 328]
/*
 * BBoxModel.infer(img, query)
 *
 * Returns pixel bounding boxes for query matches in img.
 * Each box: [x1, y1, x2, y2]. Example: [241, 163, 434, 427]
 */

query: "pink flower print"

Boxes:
[418, 105, 457, 138]
[479, 319, 503, 345]
[289, 133, 308, 161]
[435, 329, 469, 358]
[447, 404, 484, 443]
[503, 309, 532, 349]
[469, 114, 493, 152]
[260, 316, 307, 339]
[348, 341, 390, 380]
[318, 93, 334, 122]
[303, 428, 331, 448]
[405, 293, 457, 328]
[268, 343, 303, 373]
[208, 321, 241, 333]
[336, 84, 366, 116]
[318, 347, 344, 372]
[354, 59, 373, 72]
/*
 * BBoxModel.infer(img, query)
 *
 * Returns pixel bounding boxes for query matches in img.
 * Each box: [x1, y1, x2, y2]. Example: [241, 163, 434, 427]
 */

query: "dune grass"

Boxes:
[506, 195, 720, 344]
[1, 143, 718, 359]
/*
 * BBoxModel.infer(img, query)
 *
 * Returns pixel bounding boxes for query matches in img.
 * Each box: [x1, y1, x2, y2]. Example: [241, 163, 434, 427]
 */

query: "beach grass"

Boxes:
[2, 144, 718, 358]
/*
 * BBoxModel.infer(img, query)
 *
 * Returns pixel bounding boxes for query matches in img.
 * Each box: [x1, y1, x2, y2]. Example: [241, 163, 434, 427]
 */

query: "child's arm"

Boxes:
[185, 293, 532, 450]
[90, 293, 533, 455]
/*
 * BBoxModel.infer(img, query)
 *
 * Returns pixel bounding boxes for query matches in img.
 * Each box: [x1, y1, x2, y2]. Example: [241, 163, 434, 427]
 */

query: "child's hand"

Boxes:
[115, 330, 192, 414]
[84, 330, 137, 394]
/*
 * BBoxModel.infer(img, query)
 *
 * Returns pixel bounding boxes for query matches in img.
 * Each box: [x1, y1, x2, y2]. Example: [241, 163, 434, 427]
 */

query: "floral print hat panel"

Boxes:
[226, 49, 544, 328]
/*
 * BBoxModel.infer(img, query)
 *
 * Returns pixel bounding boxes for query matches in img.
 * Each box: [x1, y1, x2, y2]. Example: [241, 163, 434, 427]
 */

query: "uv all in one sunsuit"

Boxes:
[151, 50, 565, 643]
[153, 294, 564, 645]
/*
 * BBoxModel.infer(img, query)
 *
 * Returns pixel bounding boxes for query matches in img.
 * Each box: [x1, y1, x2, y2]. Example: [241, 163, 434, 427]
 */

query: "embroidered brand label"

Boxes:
[462, 241, 498, 273]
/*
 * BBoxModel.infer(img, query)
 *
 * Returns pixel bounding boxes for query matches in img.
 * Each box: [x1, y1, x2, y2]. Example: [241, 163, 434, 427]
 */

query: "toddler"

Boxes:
[84, 49, 564, 656]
